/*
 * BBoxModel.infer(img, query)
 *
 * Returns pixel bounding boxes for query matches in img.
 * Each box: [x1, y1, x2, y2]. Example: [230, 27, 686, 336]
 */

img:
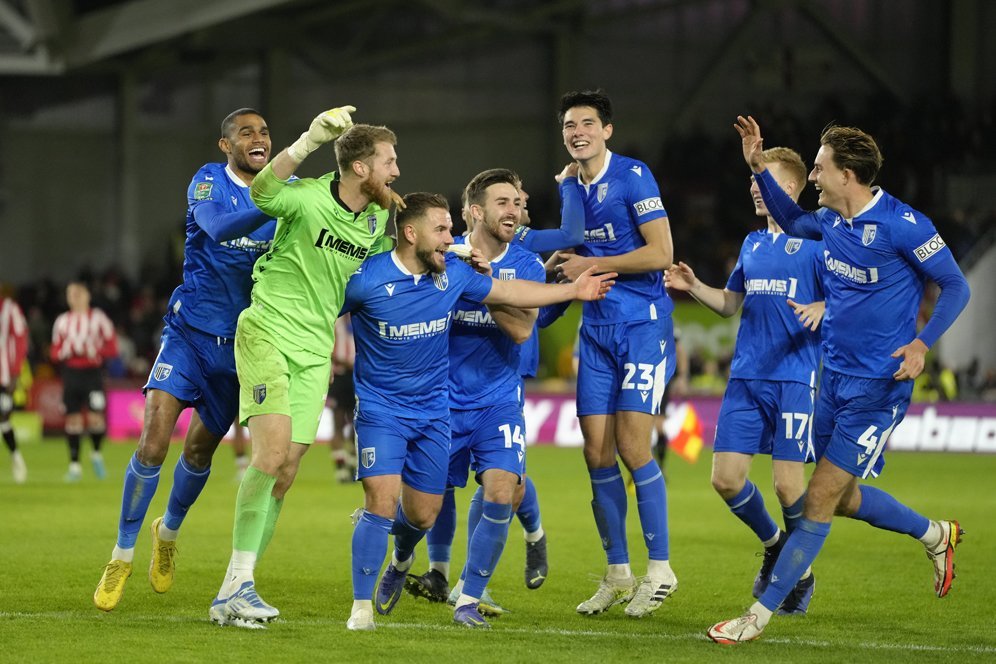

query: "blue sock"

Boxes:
[460, 487, 485, 582]
[462, 500, 513, 600]
[851, 485, 930, 537]
[117, 453, 161, 548]
[759, 518, 830, 611]
[163, 455, 211, 531]
[352, 511, 393, 600]
[589, 465, 629, 564]
[427, 487, 456, 565]
[391, 505, 427, 564]
[632, 460, 670, 560]
[516, 476, 542, 533]
[725, 480, 779, 543]
[781, 493, 805, 535]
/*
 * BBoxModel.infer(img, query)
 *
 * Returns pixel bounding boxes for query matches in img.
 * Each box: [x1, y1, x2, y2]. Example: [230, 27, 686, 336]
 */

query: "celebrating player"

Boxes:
[209, 106, 399, 628]
[93, 109, 276, 611]
[342, 191, 614, 631]
[665, 146, 824, 615]
[51, 281, 118, 482]
[708, 117, 971, 644]
[552, 89, 678, 618]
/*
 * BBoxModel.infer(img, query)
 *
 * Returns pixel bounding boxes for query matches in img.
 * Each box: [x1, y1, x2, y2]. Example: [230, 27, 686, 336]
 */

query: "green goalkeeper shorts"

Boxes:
[235, 310, 331, 445]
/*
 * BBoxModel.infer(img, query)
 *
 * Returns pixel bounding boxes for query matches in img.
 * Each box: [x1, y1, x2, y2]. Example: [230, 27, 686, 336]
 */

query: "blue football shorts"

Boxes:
[448, 402, 525, 488]
[145, 321, 239, 437]
[353, 410, 450, 495]
[814, 368, 913, 479]
[576, 317, 675, 416]
[713, 378, 815, 462]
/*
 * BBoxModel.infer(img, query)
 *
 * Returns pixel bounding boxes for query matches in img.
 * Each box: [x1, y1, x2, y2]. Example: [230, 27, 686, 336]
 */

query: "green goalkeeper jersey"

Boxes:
[245, 163, 390, 355]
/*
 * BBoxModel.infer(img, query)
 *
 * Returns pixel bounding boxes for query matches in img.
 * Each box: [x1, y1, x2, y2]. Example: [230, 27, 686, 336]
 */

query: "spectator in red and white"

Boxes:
[1, 292, 29, 484]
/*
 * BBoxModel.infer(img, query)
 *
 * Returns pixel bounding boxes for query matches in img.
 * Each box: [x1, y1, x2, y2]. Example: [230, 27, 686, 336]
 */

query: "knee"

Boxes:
[710, 470, 743, 501]
[135, 436, 170, 466]
[773, 480, 804, 508]
[365, 492, 399, 520]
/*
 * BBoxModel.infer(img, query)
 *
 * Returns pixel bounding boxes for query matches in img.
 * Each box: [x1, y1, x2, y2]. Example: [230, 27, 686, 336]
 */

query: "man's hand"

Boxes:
[574, 266, 616, 301]
[787, 299, 825, 332]
[555, 162, 580, 183]
[388, 188, 406, 210]
[734, 115, 766, 173]
[664, 261, 697, 292]
[891, 338, 929, 381]
[556, 252, 596, 282]
[288, 105, 357, 162]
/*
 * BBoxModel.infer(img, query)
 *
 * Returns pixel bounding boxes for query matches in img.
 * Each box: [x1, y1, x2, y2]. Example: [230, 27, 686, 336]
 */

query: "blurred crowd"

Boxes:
[5, 93, 996, 401]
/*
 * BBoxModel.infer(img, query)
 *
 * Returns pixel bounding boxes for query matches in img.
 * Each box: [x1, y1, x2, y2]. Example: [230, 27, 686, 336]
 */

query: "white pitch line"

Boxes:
[3, 611, 995, 655]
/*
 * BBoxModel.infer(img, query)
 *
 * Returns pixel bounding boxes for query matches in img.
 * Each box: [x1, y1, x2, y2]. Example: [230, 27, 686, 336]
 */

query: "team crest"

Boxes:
[862, 224, 877, 246]
[597, 183, 608, 203]
[785, 238, 802, 255]
[152, 362, 173, 381]
[361, 447, 376, 469]
[432, 272, 449, 291]
[253, 384, 267, 404]
[498, 268, 516, 280]
[366, 214, 378, 235]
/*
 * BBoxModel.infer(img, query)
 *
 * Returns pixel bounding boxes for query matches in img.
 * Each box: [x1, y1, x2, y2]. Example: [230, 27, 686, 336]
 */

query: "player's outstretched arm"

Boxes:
[484, 266, 615, 308]
[557, 217, 673, 281]
[787, 299, 825, 332]
[488, 305, 539, 344]
[665, 261, 743, 317]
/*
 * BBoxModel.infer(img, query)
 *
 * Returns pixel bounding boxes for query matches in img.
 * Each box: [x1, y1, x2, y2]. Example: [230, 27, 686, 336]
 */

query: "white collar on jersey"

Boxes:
[391, 250, 424, 284]
[844, 187, 883, 226]
[579, 150, 613, 191]
[225, 164, 250, 188]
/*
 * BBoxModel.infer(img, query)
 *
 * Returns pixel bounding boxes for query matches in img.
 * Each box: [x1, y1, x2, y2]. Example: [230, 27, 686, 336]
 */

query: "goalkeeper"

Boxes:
[210, 106, 401, 628]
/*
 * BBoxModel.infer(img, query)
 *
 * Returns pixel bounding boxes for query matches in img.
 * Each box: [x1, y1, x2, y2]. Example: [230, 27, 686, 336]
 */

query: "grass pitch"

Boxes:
[1, 439, 994, 663]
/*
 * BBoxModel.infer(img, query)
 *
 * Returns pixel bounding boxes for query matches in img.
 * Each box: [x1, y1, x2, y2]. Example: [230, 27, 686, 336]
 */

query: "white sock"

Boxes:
[762, 531, 780, 548]
[158, 520, 180, 542]
[455, 592, 478, 609]
[606, 563, 632, 581]
[392, 551, 414, 573]
[749, 600, 773, 628]
[451, 579, 464, 596]
[647, 559, 674, 583]
[219, 550, 256, 597]
[111, 546, 134, 563]
[351, 599, 373, 614]
[429, 561, 449, 580]
[68, 461, 82, 473]
[524, 525, 545, 543]
[918, 520, 943, 548]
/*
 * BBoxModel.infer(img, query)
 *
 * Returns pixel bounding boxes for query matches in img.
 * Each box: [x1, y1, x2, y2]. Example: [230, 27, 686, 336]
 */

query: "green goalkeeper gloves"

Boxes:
[287, 105, 356, 161]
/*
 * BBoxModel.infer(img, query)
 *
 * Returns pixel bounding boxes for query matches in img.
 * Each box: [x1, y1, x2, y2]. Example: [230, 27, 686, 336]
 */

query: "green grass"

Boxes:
[2, 439, 994, 663]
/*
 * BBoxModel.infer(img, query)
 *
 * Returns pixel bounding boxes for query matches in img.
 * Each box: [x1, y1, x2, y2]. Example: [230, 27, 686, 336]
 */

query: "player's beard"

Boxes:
[361, 178, 394, 209]
[416, 246, 446, 274]
[233, 150, 265, 176]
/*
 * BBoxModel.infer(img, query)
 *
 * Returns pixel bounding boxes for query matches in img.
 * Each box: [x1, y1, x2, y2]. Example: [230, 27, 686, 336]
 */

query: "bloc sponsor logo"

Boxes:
[253, 384, 266, 404]
[152, 362, 173, 381]
[914, 233, 946, 262]
[194, 182, 213, 200]
[361, 447, 376, 468]
[634, 196, 664, 216]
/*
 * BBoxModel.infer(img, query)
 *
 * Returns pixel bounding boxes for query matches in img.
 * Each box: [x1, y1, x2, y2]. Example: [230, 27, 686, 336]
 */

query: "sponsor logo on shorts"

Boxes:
[634, 197, 664, 216]
[914, 233, 946, 262]
[153, 363, 173, 381]
[361, 447, 376, 468]
[253, 384, 267, 404]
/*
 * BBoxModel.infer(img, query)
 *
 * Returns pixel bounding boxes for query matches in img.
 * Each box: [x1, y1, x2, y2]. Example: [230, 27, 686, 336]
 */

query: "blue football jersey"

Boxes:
[562, 151, 673, 323]
[725, 230, 824, 384]
[168, 163, 275, 337]
[343, 251, 493, 419]
[757, 172, 966, 378]
[448, 237, 545, 409]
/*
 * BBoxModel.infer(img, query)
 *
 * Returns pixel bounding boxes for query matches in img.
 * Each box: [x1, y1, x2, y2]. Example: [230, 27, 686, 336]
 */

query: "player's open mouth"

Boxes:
[572, 140, 589, 149]
[248, 147, 267, 162]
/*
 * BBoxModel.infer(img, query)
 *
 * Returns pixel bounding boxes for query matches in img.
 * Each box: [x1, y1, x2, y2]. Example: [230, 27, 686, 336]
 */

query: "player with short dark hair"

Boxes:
[93, 108, 276, 613]
[342, 191, 615, 631]
[666, 146, 824, 616]
[51, 281, 118, 483]
[708, 116, 971, 644]
[553, 89, 679, 618]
